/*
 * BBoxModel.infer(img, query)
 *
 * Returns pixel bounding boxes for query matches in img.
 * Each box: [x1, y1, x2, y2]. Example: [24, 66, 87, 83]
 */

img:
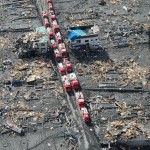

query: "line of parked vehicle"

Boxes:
[42, 0, 90, 123]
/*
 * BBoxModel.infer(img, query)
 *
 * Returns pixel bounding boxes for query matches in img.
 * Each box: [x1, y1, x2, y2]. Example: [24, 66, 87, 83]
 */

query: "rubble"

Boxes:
[0, 0, 149, 149]
[0, 36, 12, 49]
[76, 58, 149, 88]
[76, 60, 113, 82]
[88, 94, 150, 144]
[0, 55, 69, 137]
[111, 0, 122, 3]
[105, 120, 143, 141]
[117, 60, 149, 86]
[4, 122, 25, 135]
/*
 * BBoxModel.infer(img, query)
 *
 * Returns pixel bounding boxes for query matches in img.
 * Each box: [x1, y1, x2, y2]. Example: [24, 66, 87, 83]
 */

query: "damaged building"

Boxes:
[67, 24, 100, 50]
[16, 26, 49, 58]
[0, 0, 149, 149]
[32, 26, 49, 53]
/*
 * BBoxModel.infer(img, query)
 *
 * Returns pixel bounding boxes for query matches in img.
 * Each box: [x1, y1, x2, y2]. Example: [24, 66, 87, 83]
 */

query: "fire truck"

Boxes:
[55, 32, 62, 44]
[50, 39, 57, 49]
[62, 75, 72, 92]
[75, 91, 85, 108]
[68, 73, 79, 89]
[52, 20, 59, 33]
[42, 11, 48, 18]
[58, 63, 66, 76]
[59, 43, 67, 57]
[80, 107, 90, 123]
[63, 59, 73, 73]
[47, 27, 53, 38]
[54, 49, 62, 61]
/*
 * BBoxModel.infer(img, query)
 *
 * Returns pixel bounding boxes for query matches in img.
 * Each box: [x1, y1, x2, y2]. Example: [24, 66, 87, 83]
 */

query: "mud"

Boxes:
[0, 0, 81, 150]
[52, 0, 150, 149]
[0, 0, 149, 150]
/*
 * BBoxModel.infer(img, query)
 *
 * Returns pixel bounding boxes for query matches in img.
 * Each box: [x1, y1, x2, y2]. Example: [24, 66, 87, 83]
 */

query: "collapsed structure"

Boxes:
[15, 26, 49, 58]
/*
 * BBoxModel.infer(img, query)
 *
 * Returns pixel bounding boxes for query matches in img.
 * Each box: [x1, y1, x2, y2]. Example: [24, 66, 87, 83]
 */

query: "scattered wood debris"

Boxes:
[76, 60, 113, 82]
[117, 60, 149, 86]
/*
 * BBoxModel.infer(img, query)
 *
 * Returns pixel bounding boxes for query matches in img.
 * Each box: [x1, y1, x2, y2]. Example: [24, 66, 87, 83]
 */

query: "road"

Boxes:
[68, 93, 101, 150]
[36, 0, 101, 149]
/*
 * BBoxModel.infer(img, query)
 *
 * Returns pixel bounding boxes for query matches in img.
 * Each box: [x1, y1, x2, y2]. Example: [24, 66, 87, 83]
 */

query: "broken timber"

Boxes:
[0, 0, 30, 7]
[83, 87, 149, 92]
[53, 0, 72, 3]
[0, 28, 33, 32]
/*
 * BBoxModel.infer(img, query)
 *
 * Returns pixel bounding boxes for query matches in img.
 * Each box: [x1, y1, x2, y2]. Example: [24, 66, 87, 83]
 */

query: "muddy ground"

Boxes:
[52, 0, 150, 149]
[0, 0, 82, 150]
[0, 0, 149, 150]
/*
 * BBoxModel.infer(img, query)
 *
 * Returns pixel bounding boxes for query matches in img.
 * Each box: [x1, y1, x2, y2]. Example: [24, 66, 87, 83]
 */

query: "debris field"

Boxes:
[52, 0, 150, 149]
[0, 0, 149, 150]
[0, 0, 82, 150]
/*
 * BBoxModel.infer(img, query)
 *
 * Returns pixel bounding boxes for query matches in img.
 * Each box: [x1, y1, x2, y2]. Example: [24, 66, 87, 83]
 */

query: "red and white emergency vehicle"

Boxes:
[52, 20, 59, 33]
[47, 0, 52, 3]
[42, 11, 48, 18]
[58, 43, 67, 57]
[50, 39, 57, 49]
[55, 32, 62, 44]
[57, 63, 66, 76]
[75, 91, 85, 108]
[63, 59, 73, 73]
[81, 107, 90, 123]
[62, 75, 72, 92]
[54, 49, 62, 61]
[47, 27, 53, 38]
[68, 73, 79, 89]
